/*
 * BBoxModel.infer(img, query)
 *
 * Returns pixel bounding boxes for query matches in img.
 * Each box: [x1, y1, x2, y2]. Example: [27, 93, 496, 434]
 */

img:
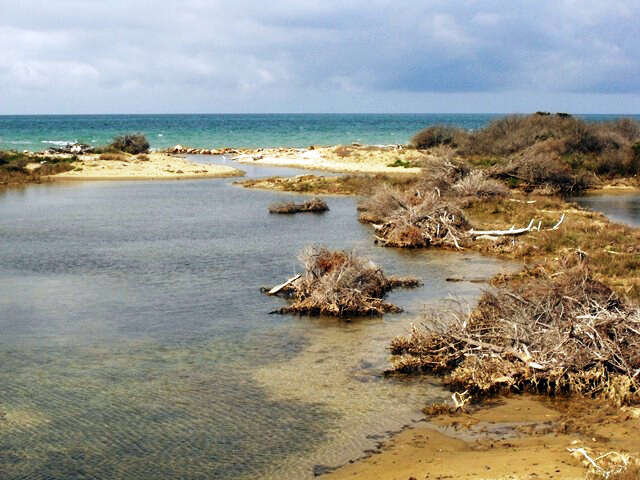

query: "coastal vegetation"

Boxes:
[0, 150, 74, 186]
[351, 151, 640, 408]
[268, 197, 329, 214]
[411, 113, 640, 193]
[95, 133, 150, 155]
[266, 246, 420, 316]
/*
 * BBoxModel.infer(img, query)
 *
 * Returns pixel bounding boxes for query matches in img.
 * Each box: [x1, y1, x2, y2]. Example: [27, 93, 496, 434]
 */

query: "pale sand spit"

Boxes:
[233, 145, 426, 174]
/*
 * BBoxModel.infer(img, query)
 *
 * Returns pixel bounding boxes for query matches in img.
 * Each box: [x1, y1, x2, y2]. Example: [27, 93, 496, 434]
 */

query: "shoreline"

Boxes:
[323, 395, 640, 480]
[44, 152, 244, 181]
[4, 141, 640, 478]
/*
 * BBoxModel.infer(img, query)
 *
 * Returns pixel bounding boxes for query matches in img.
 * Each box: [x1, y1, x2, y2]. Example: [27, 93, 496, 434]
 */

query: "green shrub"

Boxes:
[108, 134, 150, 154]
[387, 159, 415, 168]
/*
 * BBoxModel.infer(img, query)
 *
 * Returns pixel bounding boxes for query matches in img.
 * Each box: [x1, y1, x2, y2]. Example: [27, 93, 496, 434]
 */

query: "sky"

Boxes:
[2, 0, 639, 114]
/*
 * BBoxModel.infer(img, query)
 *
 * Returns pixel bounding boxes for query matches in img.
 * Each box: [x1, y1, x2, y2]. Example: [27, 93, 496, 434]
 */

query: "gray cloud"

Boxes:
[1, 0, 639, 113]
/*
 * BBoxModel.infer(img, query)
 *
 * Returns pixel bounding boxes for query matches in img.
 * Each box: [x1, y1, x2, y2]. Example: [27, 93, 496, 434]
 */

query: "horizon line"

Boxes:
[2, 112, 639, 116]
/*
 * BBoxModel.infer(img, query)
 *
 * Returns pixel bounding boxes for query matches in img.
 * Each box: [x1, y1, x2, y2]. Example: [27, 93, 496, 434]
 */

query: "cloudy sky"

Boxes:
[2, 0, 639, 114]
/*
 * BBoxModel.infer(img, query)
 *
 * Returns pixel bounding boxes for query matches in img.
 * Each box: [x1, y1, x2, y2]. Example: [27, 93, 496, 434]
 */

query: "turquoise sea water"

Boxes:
[1, 113, 638, 151]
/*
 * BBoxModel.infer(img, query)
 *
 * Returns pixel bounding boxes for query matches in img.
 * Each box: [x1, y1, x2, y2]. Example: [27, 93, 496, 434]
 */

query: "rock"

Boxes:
[46, 142, 93, 154]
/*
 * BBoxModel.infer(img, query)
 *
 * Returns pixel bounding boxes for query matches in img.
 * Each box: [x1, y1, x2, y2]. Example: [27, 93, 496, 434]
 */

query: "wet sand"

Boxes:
[324, 395, 640, 479]
[42, 152, 243, 181]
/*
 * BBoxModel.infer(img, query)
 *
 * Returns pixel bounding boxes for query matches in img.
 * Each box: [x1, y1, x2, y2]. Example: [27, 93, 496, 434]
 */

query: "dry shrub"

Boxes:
[389, 260, 640, 406]
[37, 162, 74, 176]
[357, 185, 410, 223]
[463, 113, 602, 157]
[268, 197, 329, 214]
[410, 126, 469, 150]
[137, 154, 150, 161]
[270, 246, 420, 316]
[361, 189, 470, 249]
[491, 139, 594, 192]
[99, 152, 127, 161]
[452, 171, 508, 197]
[358, 160, 473, 249]
[410, 114, 640, 185]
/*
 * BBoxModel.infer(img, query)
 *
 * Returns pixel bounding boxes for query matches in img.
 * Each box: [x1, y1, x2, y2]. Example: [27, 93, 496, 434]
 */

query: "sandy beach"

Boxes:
[325, 395, 640, 480]
[40, 152, 244, 181]
[233, 145, 426, 174]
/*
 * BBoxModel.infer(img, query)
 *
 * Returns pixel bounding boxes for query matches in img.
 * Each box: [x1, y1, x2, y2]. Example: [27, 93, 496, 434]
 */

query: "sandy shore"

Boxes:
[233, 145, 426, 174]
[325, 395, 640, 479]
[41, 152, 244, 181]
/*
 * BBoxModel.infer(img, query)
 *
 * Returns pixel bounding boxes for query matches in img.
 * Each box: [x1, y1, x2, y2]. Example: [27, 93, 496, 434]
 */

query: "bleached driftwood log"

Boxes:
[268, 274, 301, 295]
[469, 219, 535, 237]
[469, 214, 565, 240]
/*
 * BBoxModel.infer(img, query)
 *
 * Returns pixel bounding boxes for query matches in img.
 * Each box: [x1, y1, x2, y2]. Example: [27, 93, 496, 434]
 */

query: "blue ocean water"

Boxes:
[1, 113, 638, 151]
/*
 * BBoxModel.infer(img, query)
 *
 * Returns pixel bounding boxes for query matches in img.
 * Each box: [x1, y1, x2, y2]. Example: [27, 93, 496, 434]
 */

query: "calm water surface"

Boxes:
[573, 193, 640, 228]
[0, 162, 512, 479]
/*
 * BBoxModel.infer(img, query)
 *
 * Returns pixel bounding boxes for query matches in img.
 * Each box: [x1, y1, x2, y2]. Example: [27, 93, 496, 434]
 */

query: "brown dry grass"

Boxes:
[99, 152, 128, 161]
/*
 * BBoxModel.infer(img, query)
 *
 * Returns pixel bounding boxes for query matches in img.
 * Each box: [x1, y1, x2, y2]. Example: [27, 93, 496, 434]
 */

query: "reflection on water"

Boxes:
[0, 173, 513, 479]
[572, 193, 640, 227]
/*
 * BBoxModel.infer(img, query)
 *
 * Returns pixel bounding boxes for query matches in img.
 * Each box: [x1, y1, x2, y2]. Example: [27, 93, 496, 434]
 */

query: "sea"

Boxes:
[1, 113, 639, 151]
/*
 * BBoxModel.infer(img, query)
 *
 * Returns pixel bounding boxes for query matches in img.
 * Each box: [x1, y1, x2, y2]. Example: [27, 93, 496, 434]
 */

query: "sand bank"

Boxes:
[233, 145, 427, 174]
[43, 152, 243, 181]
[324, 395, 640, 480]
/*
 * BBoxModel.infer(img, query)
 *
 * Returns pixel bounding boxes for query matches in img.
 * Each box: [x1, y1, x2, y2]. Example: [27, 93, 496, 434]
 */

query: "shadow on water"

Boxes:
[0, 171, 515, 479]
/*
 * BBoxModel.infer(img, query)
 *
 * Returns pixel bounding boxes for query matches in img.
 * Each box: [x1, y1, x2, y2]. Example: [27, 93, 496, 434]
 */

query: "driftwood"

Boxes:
[268, 274, 301, 295]
[469, 214, 565, 240]
[469, 219, 535, 237]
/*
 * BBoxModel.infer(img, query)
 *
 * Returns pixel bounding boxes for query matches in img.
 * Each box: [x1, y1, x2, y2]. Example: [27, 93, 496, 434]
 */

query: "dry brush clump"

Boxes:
[451, 170, 509, 198]
[410, 125, 470, 150]
[389, 260, 640, 406]
[363, 190, 471, 249]
[268, 197, 329, 214]
[268, 246, 421, 317]
[358, 161, 505, 249]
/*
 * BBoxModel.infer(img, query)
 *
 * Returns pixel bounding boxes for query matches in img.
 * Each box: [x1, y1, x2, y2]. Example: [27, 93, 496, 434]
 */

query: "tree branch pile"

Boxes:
[268, 246, 421, 316]
[389, 260, 640, 405]
[359, 188, 470, 249]
[357, 162, 510, 249]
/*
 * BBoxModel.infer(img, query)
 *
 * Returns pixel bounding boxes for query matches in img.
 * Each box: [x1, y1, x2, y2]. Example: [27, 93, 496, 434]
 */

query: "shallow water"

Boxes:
[0, 164, 513, 479]
[572, 193, 640, 227]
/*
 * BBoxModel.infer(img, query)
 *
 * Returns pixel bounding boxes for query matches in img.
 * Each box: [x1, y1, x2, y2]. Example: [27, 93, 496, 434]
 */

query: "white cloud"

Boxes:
[1, 0, 639, 113]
